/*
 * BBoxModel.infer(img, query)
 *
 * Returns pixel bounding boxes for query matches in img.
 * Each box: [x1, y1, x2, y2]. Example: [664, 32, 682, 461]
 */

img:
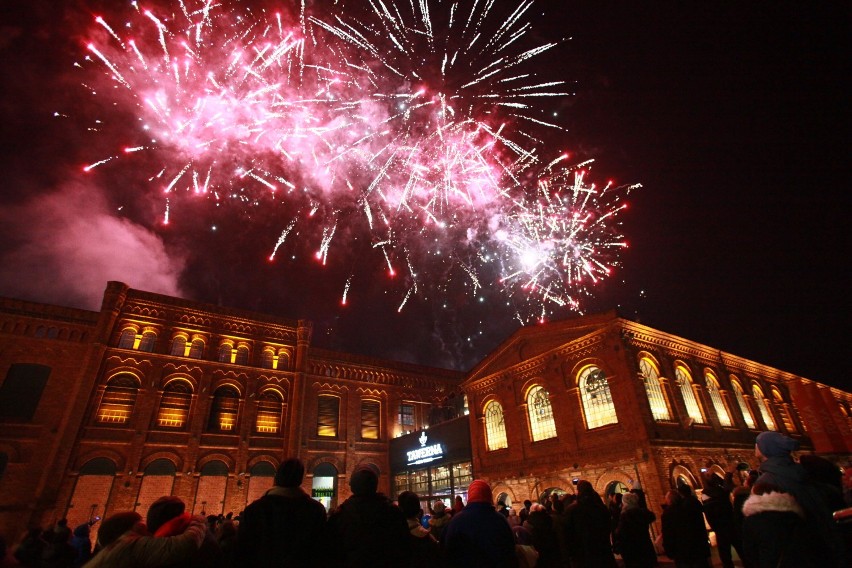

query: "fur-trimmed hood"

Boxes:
[742, 491, 804, 518]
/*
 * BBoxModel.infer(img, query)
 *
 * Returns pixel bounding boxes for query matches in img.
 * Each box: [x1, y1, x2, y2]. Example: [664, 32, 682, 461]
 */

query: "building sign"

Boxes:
[407, 431, 444, 466]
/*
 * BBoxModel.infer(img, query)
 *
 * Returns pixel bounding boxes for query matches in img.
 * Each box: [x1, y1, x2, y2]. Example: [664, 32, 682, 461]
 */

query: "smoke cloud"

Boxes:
[0, 178, 185, 310]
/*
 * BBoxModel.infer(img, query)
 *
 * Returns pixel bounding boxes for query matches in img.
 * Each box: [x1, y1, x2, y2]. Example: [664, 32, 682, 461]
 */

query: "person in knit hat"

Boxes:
[236, 458, 327, 567]
[428, 500, 451, 542]
[754, 431, 847, 567]
[325, 465, 409, 567]
[442, 480, 518, 567]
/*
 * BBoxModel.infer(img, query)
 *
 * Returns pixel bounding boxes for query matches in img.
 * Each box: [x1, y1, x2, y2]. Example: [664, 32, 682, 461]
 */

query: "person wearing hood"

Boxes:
[754, 431, 846, 567]
[325, 466, 409, 567]
[235, 458, 326, 568]
[442, 479, 518, 567]
[741, 482, 815, 567]
[613, 492, 657, 568]
[428, 500, 451, 542]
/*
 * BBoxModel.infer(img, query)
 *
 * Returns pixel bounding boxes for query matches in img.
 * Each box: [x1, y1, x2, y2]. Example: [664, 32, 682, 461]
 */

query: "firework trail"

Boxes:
[78, 0, 636, 323]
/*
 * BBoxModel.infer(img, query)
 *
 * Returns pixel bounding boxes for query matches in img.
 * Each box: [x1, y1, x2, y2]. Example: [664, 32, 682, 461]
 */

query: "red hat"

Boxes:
[467, 479, 493, 504]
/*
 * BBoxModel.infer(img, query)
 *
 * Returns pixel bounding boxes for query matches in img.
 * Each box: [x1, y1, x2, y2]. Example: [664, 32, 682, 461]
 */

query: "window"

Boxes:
[188, 338, 204, 359]
[256, 391, 284, 434]
[484, 400, 508, 451]
[118, 328, 136, 349]
[317, 395, 340, 437]
[399, 403, 415, 427]
[639, 357, 670, 421]
[752, 385, 776, 431]
[234, 346, 249, 366]
[731, 379, 756, 429]
[207, 386, 240, 431]
[218, 343, 233, 363]
[139, 331, 156, 352]
[705, 372, 732, 427]
[260, 350, 275, 369]
[170, 336, 187, 356]
[361, 400, 380, 440]
[97, 374, 139, 424]
[156, 380, 192, 428]
[526, 385, 557, 441]
[676, 366, 705, 424]
[0, 364, 51, 422]
[772, 389, 796, 433]
[579, 366, 618, 429]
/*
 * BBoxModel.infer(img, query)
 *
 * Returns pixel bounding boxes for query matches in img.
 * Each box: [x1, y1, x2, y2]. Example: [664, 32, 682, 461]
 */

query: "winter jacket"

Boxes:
[428, 510, 451, 543]
[741, 490, 815, 568]
[84, 515, 207, 568]
[406, 518, 442, 568]
[442, 502, 518, 568]
[235, 486, 326, 568]
[325, 492, 409, 567]
[660, 495, 710, 564]
[560, 494, 618, 568]
[613, 506, 657, 568]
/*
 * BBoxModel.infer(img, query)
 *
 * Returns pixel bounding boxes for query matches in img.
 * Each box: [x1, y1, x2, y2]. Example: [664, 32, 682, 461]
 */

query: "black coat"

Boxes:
[613, 506, 657, 568]
[561, 494, 618, 568]
[661, 496, 710, 563]
[325, 492, 410, 568]
[741, 491, 815, 568]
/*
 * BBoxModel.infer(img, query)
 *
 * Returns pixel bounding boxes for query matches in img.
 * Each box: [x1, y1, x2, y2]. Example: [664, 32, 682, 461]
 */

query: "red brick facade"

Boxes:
[0, 283, 849, 545]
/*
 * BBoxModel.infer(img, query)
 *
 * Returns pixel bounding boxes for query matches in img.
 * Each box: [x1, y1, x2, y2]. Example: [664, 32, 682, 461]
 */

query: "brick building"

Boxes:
[0, 282, 850, 544]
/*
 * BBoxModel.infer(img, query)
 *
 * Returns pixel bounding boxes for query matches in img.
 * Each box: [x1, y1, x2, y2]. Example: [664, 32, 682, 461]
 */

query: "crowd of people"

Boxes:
[1, 431, 848, 567]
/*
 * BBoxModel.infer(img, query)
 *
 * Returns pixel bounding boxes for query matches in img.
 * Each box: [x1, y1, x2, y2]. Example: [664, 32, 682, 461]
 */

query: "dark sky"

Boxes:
[0, 1, 848, 391]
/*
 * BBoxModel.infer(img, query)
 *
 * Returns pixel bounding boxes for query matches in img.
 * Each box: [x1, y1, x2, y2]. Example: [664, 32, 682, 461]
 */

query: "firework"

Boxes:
[78, 0, 635, 322]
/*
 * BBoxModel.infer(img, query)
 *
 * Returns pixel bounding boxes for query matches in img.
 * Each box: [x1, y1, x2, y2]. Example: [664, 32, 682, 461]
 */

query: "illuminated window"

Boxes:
[256, 391, 283, 434]
[139, 331, 156, 352]
[317, 395, 340, 437]
[640, 357, 670, 421]
[260, 350, 275, 369]
[399, 403, 415, 427]
[118, 328, 136, 349]
[526, 385, 557, 441]
[731, 379, 756, 429]
[97, 375, 139, 424]
[676, 366, 705, 424]
[484, 400, 508, 451]
[188, 338, 205, 359]
[361, 400, 380, 440]
[772, 389, 796, 433]
[218, 343, 232, 363]
[752, 385, 776, 431]
[705, 372, 732, 427]
[579, 366, 618, 429]
[235, 346, 249, 366]
[156, 381, 192, 428]
[207, 386, 240, 432]
[170, 336, 186, 356]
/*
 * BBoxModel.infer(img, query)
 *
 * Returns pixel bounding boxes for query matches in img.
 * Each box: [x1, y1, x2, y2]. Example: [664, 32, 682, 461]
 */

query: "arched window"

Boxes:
[360, 399, 380, 440]
[676, 365, 705, 424]
[97, 374, 140, 424]
[317, 395, 340, 437]
[256, 391, 284, 434]
[484, 400, 508, 451]
[234, 346, 249, 366]
[260, 349, 275, 369]
[526, 385, 557, 441]
[188, 338, 205, 359]
[579, 366, 618, 429]
[218, 343, 233, 363]
[752, 385, 776, 431]
[705, 372, 732, 427]
[118, 328, 136, 349]
[138, 331, 157, 352]
[731, 379, 756, 429]
[207, 386, 240, 432]
[170, 336, 186, 356]
[639, 357, 670, 421]
[156, 380, 193, 428]
[772, 389, 796, 433]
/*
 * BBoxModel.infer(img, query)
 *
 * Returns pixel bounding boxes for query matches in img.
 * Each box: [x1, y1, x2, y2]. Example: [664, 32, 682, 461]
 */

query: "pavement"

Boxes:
[629, 546, 745, 567]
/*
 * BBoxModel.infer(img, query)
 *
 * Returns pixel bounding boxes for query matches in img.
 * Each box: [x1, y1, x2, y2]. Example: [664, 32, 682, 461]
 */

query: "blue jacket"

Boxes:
[442, 502, 518, 567]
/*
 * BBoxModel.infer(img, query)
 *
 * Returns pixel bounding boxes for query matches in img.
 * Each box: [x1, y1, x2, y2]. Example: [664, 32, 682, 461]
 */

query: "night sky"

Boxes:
[0, 1, 848, 391]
